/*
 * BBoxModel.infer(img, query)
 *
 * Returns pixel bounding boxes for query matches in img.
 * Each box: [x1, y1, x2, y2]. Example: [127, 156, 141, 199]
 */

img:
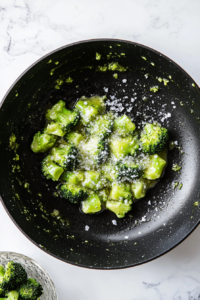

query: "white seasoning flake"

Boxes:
[122, 79, 127, 83]
[112, 220, 117, 226]
[85, 225, 90, 231]
[125, 236, 129, 239]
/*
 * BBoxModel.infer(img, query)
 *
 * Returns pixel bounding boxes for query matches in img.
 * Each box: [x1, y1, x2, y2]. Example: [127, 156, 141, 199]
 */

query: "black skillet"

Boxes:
[0, 39, 200, 269]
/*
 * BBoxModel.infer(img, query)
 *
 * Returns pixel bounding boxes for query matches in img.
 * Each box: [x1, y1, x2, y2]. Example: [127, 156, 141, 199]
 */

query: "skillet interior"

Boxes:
[0, 39, 200, 269]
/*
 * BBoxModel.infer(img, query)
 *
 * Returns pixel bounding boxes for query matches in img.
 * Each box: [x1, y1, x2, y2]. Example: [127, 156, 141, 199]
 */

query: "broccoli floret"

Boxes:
[75, 95, 106, 125]
[65, 132, 85, 148]
[46, 100, 79, 132]
[0, 265, 5, 296]
[0, 290, 19, 300]
[82, 171, 107, 190]
[61, 170, 85, 184]
[143, 154, 166, 180]
[113, 115, 135, 136]
[140, 123, 169, 154]
[115, 160, 143, 182]
[131, 178, 150, 200]
[110, 135, 139, 159]
[106, 200, 132, 218]
[82, 137, 109, 166]
[86, 114, 114, 138]
[41, 155, 64, 181]
[81, 193, 102, 214]
[59, 183, 88, 204]
[0, 262, 27, 293]
[110, 182, 132, 201]
[31, 132, 56, 153]
[101, 163, 118, 182]
[97, 189, 109, 202]
[46, 122, 66, 137]
[18, 278, 43, 300]
[51, 145, 77, 170]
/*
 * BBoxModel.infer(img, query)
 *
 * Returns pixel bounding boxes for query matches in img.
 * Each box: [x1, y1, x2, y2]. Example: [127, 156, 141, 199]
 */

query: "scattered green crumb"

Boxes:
[38, 193, 42, 197]
[15, 93, 18, 97]
[96, 53, 101, 60]
[76, 85, 79, 88]
[163, 78, 169, 86]
[134, 242, 137, 245]
[172, 164, 181, 171]
[50, 69, 55, 75]
[108, 62, 127, 72]
[169, 141, 175, 150]
[180, 101, 184, 106]
[9, 134, 19, 150]
[107, 53, 112, 59]
[47, 59, 52, 64]
[150, 86, 159, 93]
[173, 182, 179, 189]
[190, 109, 194, 114]
[120, 53, 125, 56]
[141, 56, 147, 60]
[51, 209, 60, 217]
[66, 77, 73, 83]
[106, 249, 109, 251]
[96, 64, 107, 72]
[113, 73, 118, 79]
[55, 61, 59, 65]
[109, 46, 112, 48]
[15, 193, 20, 200]
[13, 154, 19, 161]
[168, 75, 172, 79]
[192, 83, 196, 87]
[177, 147, 184, 154]
[56, 79, 63, 85]
[142, 96, 148, 102]
[194, 201, 199, 207]
[179, 183, 183, 190]
[150, 62, 155, 66]
[157, 77, 163, 82]
[117, 44, 121, 46]
[24, 183, 29, 189]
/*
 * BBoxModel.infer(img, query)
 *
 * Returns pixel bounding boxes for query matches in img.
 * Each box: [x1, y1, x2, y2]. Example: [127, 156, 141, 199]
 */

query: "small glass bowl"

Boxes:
[0, 252, 58, 300]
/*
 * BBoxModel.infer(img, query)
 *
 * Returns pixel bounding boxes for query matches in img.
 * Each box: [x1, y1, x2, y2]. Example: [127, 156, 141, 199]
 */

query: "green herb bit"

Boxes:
[66, 77, 73, 83]
[172, 164, 181, 171]
[173, 182, 179, 189]
[150, 86, 159, 93]
[96, 53, 101, 60]
[192, 83, 196, 87]
[113, 73, 118, 79]
[179, 183, 183, 190]
[194, 201, 199, 207]
[163, 78, 169, 86]
[157, 77, 163, 82]
[141, 56, 147, 60]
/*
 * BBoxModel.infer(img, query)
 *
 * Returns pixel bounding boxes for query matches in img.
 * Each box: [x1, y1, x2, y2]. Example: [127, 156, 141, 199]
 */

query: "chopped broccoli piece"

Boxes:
[115, 160, 143, 181]
[19, 278, 43, 300]
[140, 123, 169, 154]
[110, 182, 132, 201]
[81, 193, 102, 214]
[97, 189, 109, 202]
[0, 266, 5, 296]
[61, 171, 85, 184]
[59, 183, 88, 204]
[144, 154, 166, 180]
[46, 122, 66, 137]
[31, 132, 56, 153]
[106, 200, 132, 218]
[0, 262, 27, 293]
[46, 100, 79, 132]
[113, 115, 135, 136]
[131, 178, 150, 200]
[82, 137, 109, 166]
[75, 96, 106, 124]
[82, 171, 107, 190]
[41, 155, 64, 181]
[51, 145, 77, 170]
[0, 290, 19, 300]
[101, 163, 117, 182]
[110, 135, 139, 159]
[86, 114, 114, 138]
[65, 132, 85, 147]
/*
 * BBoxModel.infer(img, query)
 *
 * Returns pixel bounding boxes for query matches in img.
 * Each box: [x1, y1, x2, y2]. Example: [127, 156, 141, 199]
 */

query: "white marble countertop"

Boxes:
[1, 0, 200, 299]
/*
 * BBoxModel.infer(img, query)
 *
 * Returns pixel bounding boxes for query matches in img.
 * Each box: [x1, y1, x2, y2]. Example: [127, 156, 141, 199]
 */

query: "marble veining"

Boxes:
[0, 0, 200, 299]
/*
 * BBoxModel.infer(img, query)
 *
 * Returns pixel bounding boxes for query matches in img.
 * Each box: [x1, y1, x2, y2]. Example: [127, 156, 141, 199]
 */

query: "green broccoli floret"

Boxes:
[106, 200, 132, 218]
[0, 265, 5, 296]
[65, 132, 85, 148]
[75, 95, 106, 125]
[18, 278, 43, 300]
[0, 262, 27, 293]
[31, 132, 56, 153]
[110, 182, 132, 201]
[46, 122, 66, 137]
[61, 170, 85, 184]
[82, 137, 109, 166]
[81, 193, 102, 214]
[113, 115, 135, 136]
[46, 100, 79, 132]
[0, 290, 19, 300]
[59, 183, 88, 204]
[41, 155, 64, 181]
[101, 163, 118, 182]
[51, 145, 77, 170]
[86, 114, 114, 138]
[97, 189, 109, 202]
[131, 178, 150, 200]
[140, 123, 169, 154]
[115, 160, 143, 182]
[143, 154, 166, 180]
[110, 135, 139, 159]
[82, 171, 107, 190]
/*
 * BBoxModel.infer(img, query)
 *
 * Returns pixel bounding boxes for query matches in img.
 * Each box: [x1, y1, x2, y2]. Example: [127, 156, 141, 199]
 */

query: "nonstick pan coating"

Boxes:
[0, 39, 200, 269]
